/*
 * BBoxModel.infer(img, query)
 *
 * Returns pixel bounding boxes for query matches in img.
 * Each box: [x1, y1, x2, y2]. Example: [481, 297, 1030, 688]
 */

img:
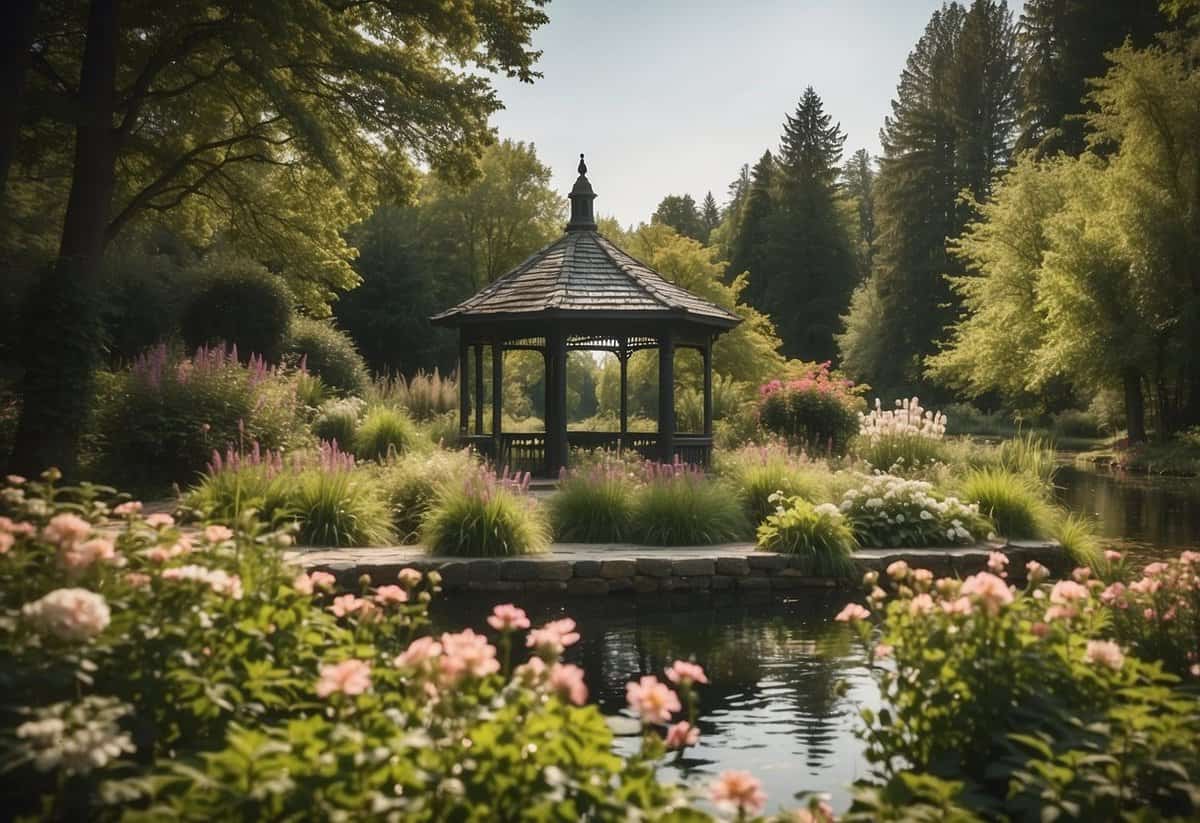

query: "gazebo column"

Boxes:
[618, 338, 629, 449]
[546, 330, 568, 475]
[658, 331, 675, 463]
[491, 341, 503, 457]
[458, 337, 469, 437]
[473, 344, 484, 435]
[703, 337, 714, 437]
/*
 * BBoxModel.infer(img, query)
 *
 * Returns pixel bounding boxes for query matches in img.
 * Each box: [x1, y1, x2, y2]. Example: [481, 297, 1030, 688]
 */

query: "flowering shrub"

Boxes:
[1101, 551, 1200, 678]
[839, 474, 990, 547]
[0, 473, 795, 820]
[758, 363, 861, 455]
[838, 557, 1200, 820]
[852, 397, 948, 471]
[420, 466, 550, 556]
[630, 459, 748, 546]
[92, 343, 305, 490]
[756, 494, 857, 577]
[714, 443, 828, 526]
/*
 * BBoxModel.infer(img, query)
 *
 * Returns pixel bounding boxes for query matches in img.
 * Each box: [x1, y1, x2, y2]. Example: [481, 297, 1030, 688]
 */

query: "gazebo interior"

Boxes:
[431, 155, 740, 476]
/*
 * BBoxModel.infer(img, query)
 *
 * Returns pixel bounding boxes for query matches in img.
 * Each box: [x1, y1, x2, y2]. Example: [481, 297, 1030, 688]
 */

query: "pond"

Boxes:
[433, 462, 1200, 811]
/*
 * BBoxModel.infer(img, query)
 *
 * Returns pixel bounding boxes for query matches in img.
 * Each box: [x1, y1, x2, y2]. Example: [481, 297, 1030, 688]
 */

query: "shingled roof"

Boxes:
[430, 156, 740, 329]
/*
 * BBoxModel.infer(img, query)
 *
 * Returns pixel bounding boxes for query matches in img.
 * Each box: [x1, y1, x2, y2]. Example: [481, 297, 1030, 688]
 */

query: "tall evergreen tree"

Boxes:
[727, 152, 776, 308]
[651, 194, 705, 242]
[841, 149, 877, 273]
[1015, 0, 1169, 157]
[700, 191, 721, 240]
[839, 1, 1019, 393]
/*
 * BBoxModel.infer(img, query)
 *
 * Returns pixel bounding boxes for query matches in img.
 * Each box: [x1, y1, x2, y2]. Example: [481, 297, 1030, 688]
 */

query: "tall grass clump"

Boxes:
[421, 468, 550, 556]
[369, 369, 458, 421]
[852, 396, 949, 471]
[990, 430, 1059, 486]
[1048, 511, 1103, 571]
[312, 397, 364, 447]
[288, 463, 395, 547]
[957, 467, 1055, 539]
[756, 494, 857, 577]
[185, 442, 295, 523]
[549, 461, 638, 542]
[373, 448, 480, 543]
[715, 443, 827, 526]
[630, 461, 748, 546]
[353, 406, 417, 460]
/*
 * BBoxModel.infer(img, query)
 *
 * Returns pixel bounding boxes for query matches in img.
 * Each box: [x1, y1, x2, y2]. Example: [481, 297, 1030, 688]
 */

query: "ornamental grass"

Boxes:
[629, 461, 748, 547]
[755, 494, 858, 578]
[421, 468, 550, 556]
[549, 461, 638, 543]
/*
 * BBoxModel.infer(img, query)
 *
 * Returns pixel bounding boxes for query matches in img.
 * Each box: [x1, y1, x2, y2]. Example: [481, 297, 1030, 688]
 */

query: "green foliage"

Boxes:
[675, 374, 746, 433]
[420, 471, 550, 556]
[714, 443, 828, 526]
[1102, 552, 1200, 678]
[368, 370, 459, 421]
[287, 468, 395, 547]
[373, 448, 480, 543]
[957, 468, 1053, 539]
[757, 364, 862, 455]
[352, 406, 418, 461]
[755, 495, 857, 577]
[840, 474, 991, 548]
[287, 317, 369, 395]
[629, 468, 748, 547]
[91, 345, 304, 491]
[548, 463, 638, 543]
[311, 397, 364, 448]
[180, 261, 295, 362]
[652, 194, 708, 243]
[1048, 511, 1103, 571]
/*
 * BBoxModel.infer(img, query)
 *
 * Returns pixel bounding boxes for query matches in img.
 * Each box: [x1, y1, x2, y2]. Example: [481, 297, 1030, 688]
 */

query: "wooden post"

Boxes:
[703, 337, 714, 436]
[473, 343, 484, 435]
[546, 330, 568, 474]
[619, 338, 629, 446]
[458, 336, 469, 437]
[658, 331, 675, 463]
[491, 341, 503, 454]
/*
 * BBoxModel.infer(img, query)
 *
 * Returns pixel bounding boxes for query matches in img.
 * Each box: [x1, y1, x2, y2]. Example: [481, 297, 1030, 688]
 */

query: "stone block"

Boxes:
[671, 558, 715, 576]
[435, 561, 468, 586]
[607, 577, 635, 593]
[736, 575, 773, 590]
[710, 575, 734, 590]
[632, 575, 661, 594]
[567, 578, 610, 596]
[747, 554, 787, 572]
[716, 556, 750, 576]
[635, 557, 672, 577]
[600, 559, 637, 579]
[465, 580, 523, 593]
[677, 576, 712, 591]
[466, 559, 501, 581]
[535, 561, 574, 581]
[573, 560, 602, 578]
[523, 580, 568, 594]
[501, 560, 543, 581]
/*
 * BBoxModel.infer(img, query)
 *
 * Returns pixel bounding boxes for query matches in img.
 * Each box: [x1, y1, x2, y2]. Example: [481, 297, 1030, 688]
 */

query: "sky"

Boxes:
[489, 0, 1018, 227]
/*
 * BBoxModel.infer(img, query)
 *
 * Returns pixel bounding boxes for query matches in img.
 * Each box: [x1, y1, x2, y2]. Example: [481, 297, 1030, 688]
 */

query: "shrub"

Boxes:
[92, 344, 304, 490]
[180, 261, 294, 362]
[374, 447, 479, 543]
[287, 317, 369, 395]
[957, 467, 1053, 539]
[1051, 409, 1103, 439]
[367, 369, 458, 421]
[758, 363, 861, 454]
[840, 474, 990, 547]
[851, 396, 949, 471]
[352, 406, 417, 461]
[714, 443, 827, 526]
[675, 374, 746, 432]
[421, 468, 550, 556]
[293, 369, 327, 409]
[549, 461, 637, 542]
[421, 410, 460, 448]
[287, 465, 395, 547]
[311, 397, 364, 448]
[0, 474, 709, 820]
[1102, 551, 1200, 678]
[630, 462, 748, 546]
[842, 558, 1200, 820]
[755, 495, 857, 577]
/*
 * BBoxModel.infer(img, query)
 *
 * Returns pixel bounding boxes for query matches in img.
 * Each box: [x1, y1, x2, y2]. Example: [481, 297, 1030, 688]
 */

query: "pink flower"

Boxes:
[112, 501, 142, 517]
[374, 585, 409, 607]
[393, 636, 443, 670]
[874, 643, 894, 659]
[162, 565, 243, 598]
[1025, 561, 1049, 583]
[625, 675, 681, 724]
[935, 577, 961, 597]
[124, 572, 151, 588]
[1100, 582, 1126, 605]
[1104, 550, 1123, 563]
[315, 659, 371, 697]
[886, 560, 909, 581]
[1180, 551, 1200, 565]
[548, 663, 588, 705]
[1050, 580, 1089, 604]
[293, 573, 314, 595]
[438, 629, 500, 684]
[0, 517, 34, 537]
[22, 588, 110, 641]
[834, 603, 870, 623]
[42, 513, 91, 547]
[665, 720, 700, 749]
[331, 594, 369, 617]
[1071, 566, 1091, 582]
[6, 474, 25, 485]
[513, 655, 547, 686]
[309, 571, 336, 591]
[911, 568, 934, 589]
[987, 551, 1008, 575]
[397, 568, 422, 588]
[527, 617, 580, 657]
[862, 570, 879, 586]
[203, 525, 233, 543]
[1143, 562, 1168, 577]
[1130, 576, 1162, 595]
[961, 572, 1014, 615]
[488, 603, 531, 632]
[665, 660, 708, 686]
[1044, 604, 1076, 622]
[709, 770, 766, 817]
[941, 596, 973, 616]
[908, 593, 934, 615]
[59, 538, 120, 574]
[1084, 639, 1124, 671]
[144, 513, 175, 529]
[0, 532, 14, 554]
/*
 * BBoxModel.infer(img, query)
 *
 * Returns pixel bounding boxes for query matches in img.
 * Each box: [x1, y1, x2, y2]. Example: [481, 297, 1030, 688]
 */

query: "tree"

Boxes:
[841, 149, 877, 273]
[839, 1, 1018, 395]
[4, 0, 547, 474]
[700, 191, 721, 240]
[727, 151, 776, 307]
[1015, 0, 1169, 157]
[651, 194, 706, 242]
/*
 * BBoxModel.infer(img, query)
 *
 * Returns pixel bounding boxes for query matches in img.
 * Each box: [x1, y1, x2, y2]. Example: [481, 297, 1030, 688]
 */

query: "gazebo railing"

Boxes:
[461, 432, 712, 476]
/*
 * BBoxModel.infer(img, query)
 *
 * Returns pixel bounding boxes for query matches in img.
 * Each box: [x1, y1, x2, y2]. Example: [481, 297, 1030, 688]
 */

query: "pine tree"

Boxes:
[728, 151, 776, 308]
[1016, 0, 1169, 157]
[701, 191, 721, 241]
[841, 149, 877, 272]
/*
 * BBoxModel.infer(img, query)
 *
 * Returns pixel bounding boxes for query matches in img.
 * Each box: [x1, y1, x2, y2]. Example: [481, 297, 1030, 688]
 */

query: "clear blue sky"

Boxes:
[490, 0, 1023, 227]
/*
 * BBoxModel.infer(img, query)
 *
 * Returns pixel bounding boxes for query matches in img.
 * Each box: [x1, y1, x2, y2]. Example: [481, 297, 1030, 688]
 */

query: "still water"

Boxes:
[434, 463, 1199, 811]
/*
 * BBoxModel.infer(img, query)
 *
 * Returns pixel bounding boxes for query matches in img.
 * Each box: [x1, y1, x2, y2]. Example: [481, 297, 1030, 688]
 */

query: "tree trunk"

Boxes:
[0, 0, 38, 200]
[1123, 369, 1147, 444]
[10, 0, 119, 477]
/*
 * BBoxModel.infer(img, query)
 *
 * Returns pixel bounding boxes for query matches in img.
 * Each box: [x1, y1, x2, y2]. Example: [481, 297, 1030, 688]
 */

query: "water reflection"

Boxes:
[432, 592, 878, 810]
[1056, 463, 1200, 560]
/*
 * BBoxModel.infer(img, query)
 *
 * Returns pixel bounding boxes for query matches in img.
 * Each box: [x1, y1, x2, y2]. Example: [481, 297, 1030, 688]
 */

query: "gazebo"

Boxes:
[430, 155, 741, 476]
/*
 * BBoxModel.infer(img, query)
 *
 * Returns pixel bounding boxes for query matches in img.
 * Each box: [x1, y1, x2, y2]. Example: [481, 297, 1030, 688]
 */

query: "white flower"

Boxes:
[22, 588, 110, 642]
[15, 697, 135, 775]
[813, 503, 841, 519]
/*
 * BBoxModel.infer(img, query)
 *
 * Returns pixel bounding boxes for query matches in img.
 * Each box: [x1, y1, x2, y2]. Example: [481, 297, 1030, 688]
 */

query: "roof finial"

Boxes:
[566, 151, 597, 232]
[578, 153, 587, 175]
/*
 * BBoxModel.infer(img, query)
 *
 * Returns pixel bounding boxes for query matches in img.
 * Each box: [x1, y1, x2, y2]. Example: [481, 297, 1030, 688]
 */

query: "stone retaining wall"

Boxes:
[301, 540, 1068, 598]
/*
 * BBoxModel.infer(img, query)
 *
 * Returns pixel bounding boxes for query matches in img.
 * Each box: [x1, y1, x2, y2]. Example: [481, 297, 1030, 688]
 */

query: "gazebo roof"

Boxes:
[430, 155, 740, 330]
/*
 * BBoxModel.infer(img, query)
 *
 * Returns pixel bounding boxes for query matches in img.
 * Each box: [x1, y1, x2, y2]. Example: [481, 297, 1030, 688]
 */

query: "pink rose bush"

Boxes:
[757, 362, 862, 455]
